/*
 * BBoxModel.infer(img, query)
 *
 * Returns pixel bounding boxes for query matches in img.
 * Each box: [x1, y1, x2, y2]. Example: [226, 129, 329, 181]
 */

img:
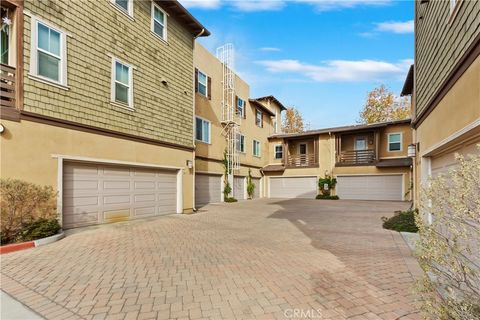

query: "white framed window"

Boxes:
[255, 109, 263, 127]
[29, 18, 67, 86]
[237, 97, 245, 118]
[253, 140, 261, 157]
[236, 133, 245, 153]
[388, 133, 402, 152]
[274, 145, 283, 159]
[112, 0, 133, 17]
[111, 58, 133, 108]
[195, 117, 211, 144]
[197, 70, 208, 97]
[151, 2, 167, 41]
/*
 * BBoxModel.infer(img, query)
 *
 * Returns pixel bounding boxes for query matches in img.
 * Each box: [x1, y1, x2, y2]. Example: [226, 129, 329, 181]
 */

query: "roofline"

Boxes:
[157, 0, 210, 37]
[249, 99, 276, 117]
[269, 119, 412, 139]
[400, 65, 414, 96]
[252, 95, 287, 111]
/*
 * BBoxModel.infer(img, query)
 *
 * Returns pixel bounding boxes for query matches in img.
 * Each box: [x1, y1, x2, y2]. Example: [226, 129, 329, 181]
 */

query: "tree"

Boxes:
[282, 107, 306, 133]
[358, 85, 410, 124]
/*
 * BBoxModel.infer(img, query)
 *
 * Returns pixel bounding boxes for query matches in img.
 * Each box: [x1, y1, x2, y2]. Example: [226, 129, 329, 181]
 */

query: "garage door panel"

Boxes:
[270, 177, 317, 199]
[195, 174, 222, 207]
[63, 211, 98, 225]
[253, 178, 260, 199]
[134, 206, 156, 217]
[336, 175, 402, 201]
[432, 141, 479, 177]
[103, 167, 131, 176]
[234, 177, 245, 200]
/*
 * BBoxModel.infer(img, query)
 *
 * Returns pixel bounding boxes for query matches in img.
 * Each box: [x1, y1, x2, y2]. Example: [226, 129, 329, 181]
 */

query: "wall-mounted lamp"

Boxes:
[0, 124, 5, 134]
[408, 144, 416, 158]
[186, 160, 193, 169]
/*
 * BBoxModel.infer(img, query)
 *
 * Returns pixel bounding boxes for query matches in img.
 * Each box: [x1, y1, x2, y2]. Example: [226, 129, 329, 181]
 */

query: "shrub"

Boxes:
[0, 179, 57, 244]
[382, 210, 418, 233]
[224, 197, 238, 203]
[18, 218, 61, 242]
[316, 195, 339, 200]
[416, 147, 480, 319]
[246, 169, 255, 199]
[318, 176, 337, 196]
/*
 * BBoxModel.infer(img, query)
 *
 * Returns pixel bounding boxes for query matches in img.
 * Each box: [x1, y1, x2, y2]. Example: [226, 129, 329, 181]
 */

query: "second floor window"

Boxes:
[237, 97, 246, 118]
[151, 3, 167, 40]
[274, 145, 283, 159]
[255, 109, 263, 128]
[31, 20, 67, 85]
[114, 0, 133, 16]
[195, 69, 210, 99]
[196, 117, 210, 143]
[112, 59, 133, 107]
[236, 133, 245, 153]
[388, 133, 402, 152]
[253, 140, 261, 157]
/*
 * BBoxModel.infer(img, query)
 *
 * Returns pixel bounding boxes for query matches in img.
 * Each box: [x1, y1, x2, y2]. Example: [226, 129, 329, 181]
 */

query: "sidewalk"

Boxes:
[1, 290, 44, 320]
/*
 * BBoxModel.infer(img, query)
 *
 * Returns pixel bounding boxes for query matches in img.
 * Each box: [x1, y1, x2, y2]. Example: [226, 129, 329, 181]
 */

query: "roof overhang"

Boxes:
[376, 157, 412, 168]
[252, 95, 287, 111]
[400, 65, 414, 96]
[261, 164, 285, 173]
[249, 99, 276, 117]
[156, 0, 210, 37]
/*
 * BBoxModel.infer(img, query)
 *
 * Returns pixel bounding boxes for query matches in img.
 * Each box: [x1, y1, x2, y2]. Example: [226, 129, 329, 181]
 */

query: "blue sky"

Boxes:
[180, 0, 414, 129]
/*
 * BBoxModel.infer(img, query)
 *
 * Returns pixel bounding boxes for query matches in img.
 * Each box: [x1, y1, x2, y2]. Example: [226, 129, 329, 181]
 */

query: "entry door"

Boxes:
[355, 137, 367, 151]
[299, 144, 307, 165]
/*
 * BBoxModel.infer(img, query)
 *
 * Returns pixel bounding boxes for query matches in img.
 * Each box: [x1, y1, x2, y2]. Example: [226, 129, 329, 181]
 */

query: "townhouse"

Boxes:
[264, 119, 413, 201]
[0, 0, 209, 228]
[402, 0, 479, 207]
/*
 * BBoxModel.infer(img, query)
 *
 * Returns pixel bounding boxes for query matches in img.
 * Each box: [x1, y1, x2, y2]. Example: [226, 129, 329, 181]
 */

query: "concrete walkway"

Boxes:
[1, 290, 44, 320]
[0, 199, 422, 320]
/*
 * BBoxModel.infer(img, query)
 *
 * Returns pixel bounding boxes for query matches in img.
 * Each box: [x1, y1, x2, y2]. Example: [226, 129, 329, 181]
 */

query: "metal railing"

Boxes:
[0, 64, 16, 108]
[336, 149, 376, 165]
[286, 154, 317, 167]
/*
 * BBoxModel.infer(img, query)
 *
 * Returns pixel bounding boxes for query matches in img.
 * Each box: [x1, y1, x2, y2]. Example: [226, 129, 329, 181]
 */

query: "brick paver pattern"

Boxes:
[1, 199, 422, 320]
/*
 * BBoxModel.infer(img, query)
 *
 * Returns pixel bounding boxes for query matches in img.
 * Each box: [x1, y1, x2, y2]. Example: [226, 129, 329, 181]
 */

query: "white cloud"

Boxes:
[259, 47, 282, 52]
[375, 20, 414, 33]
[292, 0, 391, 12]
[232, 0, 285, 11]
[179, 0, 221, 9]
[256, 58, 413, 82]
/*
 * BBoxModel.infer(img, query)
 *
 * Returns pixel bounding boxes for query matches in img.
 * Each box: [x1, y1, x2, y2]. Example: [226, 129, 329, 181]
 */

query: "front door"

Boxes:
[299, 143, 307, 165]
[355, 137, 367, 151]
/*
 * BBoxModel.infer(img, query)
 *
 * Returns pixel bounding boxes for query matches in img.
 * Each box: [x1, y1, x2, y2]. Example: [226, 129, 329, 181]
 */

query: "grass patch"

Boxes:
[382, 210, 418, 233]
[316, 195, 339, 200]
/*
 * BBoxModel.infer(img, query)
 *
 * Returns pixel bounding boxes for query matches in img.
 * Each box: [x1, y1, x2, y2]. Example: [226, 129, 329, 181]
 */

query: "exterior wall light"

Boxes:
[0, 124, 5, 134]
[408, 144, 416, 157]
[186, 160, 193, 169]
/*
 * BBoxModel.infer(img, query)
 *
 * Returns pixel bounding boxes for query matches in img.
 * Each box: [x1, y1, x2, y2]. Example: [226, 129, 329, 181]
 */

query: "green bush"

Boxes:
[224, 197, 238, 203]
[316, 195, 339, 200]
[382, 210, 418, 233]
[18, 218, 61, 242]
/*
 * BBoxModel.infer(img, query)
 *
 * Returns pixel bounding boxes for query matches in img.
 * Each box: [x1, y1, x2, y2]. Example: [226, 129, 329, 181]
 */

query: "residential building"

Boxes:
[264, 119, 413, 201]
[193, 43, 285, 207]
[0, 0, 209, 228]
[404, 0, 479, 208]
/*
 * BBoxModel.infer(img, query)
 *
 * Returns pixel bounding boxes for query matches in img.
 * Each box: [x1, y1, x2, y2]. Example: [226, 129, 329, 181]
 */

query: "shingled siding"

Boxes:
[415, 0, 480, 117]
[23, 0, 195, 148]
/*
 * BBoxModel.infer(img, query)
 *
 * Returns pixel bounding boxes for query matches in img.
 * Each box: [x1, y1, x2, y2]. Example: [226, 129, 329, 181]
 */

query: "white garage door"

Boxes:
[63, 162, 177, 229]
[233, 176, 245, 200]
[336, 175, 403, 201]
[431, 141, 479, 177]
[252, 178, 261, 199]
[195, 173, 222, 207]
[269, 176, 317, 199]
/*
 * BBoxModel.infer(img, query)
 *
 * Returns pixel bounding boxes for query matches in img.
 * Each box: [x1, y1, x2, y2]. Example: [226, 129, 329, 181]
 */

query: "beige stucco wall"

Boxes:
[0, 120, 195, 212]
[378, 123, 412, 159]
[23, 0, 195, 147]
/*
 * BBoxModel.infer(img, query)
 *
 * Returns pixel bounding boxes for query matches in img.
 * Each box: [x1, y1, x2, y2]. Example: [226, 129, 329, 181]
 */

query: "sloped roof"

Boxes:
[157, 1, 210, 37]
[401, 65, 414, 96]
[252, 95, 287, 111]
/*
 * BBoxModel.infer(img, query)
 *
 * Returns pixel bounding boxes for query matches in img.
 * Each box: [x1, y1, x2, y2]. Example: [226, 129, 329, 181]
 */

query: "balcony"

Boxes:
[336, 149, 376, 166]
[0, 63, 16, 108]
[286, 153, 318, 168]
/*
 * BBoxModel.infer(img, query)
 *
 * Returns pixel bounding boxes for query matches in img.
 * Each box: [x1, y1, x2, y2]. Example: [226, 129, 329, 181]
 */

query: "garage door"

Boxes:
[431, 141, 479, 177]
[269, 176, 317, 199]
[252, 178, 261, 199]
[336, 175, 403, 201]
[233, 176, 245, 200]
[63, 162, 177, 229]
[195, 173, 222, 207]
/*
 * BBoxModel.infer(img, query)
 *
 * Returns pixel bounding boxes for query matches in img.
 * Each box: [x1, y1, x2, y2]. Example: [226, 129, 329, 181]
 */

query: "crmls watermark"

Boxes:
[284, 308, 323, 318]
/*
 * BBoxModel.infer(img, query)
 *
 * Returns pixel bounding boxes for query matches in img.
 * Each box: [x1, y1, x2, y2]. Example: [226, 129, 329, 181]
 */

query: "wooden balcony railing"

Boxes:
[286, 153, 318, 168]
[336, 149, 376, 166]
[0, 64, 16, 108]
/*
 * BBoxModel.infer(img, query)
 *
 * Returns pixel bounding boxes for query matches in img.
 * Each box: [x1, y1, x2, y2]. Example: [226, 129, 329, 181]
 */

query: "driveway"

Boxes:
[1, 199, 422, 320]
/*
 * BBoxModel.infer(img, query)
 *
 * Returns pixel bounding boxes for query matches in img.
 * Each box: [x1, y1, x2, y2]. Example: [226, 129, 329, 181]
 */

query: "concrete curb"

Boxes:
[0, 232, 65, 255]
[400, 231, 419, 252]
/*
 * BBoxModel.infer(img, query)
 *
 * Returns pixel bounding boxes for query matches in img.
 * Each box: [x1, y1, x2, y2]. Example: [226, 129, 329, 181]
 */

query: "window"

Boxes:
[1, 8, 10, 65]
[255, 109, 263, 127]
[30, 19, 67, 85]
[236, 133, 245, 153]
[253, 140, 261, 157]
[274, 145, 283, 159]
[113, 0, 133, 16]
[237, 97, 246, 118]
[196, 70, 208, 97]
[151, 2, 167, 40]
[112, 58, 133, 107]
[273, 119, 277, 134]
[196, 117, 210, 143]
[388, 133, 402, 152]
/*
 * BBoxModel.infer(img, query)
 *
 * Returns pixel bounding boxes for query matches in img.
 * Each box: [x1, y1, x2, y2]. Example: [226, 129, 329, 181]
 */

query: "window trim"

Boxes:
[195, 116, 211, 144]
[111, 0, 134, 18]
[253, 139, 261, 157]
[151, 2, 168, 42]
[448, 0, 463, 22]
[111, 57, 134, 109]
[255, 109, 263, 128]
[236, 133, 245, 153]
[274, 144, 283, 160]
[387, 132, 403, 152]
[237, 97, 245, 118]
[29, 18, 68, 87]
[197, 69, 208, 97]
